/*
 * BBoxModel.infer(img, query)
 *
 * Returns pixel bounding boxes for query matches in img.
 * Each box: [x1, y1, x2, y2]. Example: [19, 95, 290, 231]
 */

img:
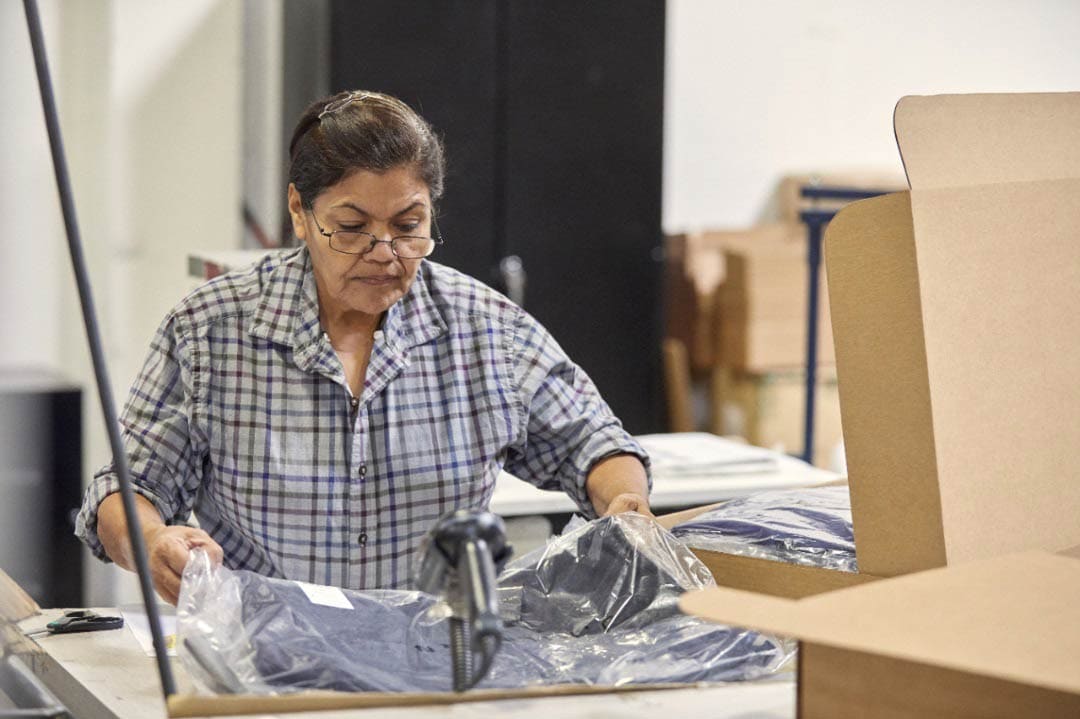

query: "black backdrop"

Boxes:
[321, 0, 665, 433]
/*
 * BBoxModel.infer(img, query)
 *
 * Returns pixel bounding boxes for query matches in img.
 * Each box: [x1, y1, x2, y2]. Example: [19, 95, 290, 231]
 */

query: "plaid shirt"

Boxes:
[75, 248, 647, 589]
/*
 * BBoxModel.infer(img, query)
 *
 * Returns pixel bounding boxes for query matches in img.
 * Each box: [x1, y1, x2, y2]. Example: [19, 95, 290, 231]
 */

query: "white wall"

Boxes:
[0, 0, 64, 371]
[1, 0, 243, 606]
[664, 0, 1080, 231]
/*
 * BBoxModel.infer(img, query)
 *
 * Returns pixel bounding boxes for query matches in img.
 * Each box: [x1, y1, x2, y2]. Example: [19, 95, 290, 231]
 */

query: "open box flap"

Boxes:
[680, 550, 1080, 696]
[825, 93, 1080, 576]
[825, 191, 945, 576]
[897, 93, 1080, 566]
[894, 93, 1080, 189]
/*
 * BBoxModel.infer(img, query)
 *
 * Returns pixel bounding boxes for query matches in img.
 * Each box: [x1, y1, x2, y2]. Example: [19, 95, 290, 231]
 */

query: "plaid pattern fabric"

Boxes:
[75, 248, 647, 589]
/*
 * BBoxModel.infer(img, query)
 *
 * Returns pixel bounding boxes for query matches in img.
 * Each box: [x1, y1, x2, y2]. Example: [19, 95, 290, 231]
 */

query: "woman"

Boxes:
[76, 90, 650, 604]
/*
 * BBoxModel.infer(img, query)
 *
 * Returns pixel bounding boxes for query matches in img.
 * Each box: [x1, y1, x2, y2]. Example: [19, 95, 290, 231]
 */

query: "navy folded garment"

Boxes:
[670, 486, 858, 572]
[178, 513, 792, 693]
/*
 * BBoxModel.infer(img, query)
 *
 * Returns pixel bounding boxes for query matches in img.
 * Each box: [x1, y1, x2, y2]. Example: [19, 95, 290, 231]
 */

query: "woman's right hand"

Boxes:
[98, 492, 225, 605]
[144, 525, 224, 605]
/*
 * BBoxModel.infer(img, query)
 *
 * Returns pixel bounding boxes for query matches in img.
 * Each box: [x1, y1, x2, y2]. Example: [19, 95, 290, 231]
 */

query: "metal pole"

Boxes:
[802, 221, 824, 464]
[22, 0, 177, 699]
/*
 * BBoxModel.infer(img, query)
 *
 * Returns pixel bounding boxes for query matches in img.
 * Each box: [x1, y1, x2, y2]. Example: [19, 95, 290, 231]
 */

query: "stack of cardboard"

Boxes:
[664, 223, 834, 373]
[673, 92, 1080, 716]
[662, 223, 844, 464]
[714, 223, 834, 372]
[662, 230, 732, 372]
[711, 366, 841, 463]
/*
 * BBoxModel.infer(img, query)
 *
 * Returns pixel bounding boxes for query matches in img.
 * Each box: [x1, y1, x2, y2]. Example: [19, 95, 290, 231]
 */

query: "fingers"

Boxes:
[149, 532, 188, 605]
[602, 493, 654, 518]
[185, 531, 225, 565]
[146, 526, 224, 605]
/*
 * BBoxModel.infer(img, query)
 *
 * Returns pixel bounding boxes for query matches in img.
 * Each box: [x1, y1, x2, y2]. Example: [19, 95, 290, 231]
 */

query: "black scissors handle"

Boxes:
[46, 610, 124, 634]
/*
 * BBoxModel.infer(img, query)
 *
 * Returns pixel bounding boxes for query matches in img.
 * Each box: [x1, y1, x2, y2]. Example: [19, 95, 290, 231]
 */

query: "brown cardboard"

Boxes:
[664, 223, 826, 372]
[709, 366, 842, 466]
[0, 565, 40, 623]
[681, 551, 1080, 717]
[1060, 544, 1080, 561]
[717, 235, 835, 371]
[835, 93, 1080, 576]
[825, 190, 947, 576]
[166, 683, 687, 717]
[677, 90, 1080, 715]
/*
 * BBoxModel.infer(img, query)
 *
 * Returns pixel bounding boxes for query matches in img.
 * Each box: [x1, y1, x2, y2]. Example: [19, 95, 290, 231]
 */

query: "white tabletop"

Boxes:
[491, 454, 839, 516]
[18, 609, 795, 719]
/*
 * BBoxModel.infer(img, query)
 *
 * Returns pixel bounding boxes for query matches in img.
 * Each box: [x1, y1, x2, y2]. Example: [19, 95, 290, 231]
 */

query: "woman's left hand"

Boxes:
[601, 492, 653, 518]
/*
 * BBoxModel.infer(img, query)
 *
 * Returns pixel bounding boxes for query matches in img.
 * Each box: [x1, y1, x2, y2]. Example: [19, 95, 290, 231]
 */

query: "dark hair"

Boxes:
[288, 90, 446, 209]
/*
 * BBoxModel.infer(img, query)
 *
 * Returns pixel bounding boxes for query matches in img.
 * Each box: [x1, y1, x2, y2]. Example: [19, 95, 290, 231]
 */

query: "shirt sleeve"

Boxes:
[503, 308, 651, 518]
[74, 314, 205, 562]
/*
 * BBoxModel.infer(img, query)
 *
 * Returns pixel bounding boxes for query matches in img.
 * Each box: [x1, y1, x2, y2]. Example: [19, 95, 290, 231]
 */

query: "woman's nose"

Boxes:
[364, 237, 398, 262]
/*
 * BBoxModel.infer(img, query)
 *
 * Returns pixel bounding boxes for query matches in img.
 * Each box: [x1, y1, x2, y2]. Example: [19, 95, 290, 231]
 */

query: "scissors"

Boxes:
[45, 610, 124, 634]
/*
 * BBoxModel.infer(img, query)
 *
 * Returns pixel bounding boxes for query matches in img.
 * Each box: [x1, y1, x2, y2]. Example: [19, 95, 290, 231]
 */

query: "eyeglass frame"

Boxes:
[307, 207, 445, 259]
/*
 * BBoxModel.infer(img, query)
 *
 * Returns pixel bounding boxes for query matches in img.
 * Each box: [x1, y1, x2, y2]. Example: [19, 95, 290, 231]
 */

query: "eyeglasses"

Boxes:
[308, 209, 444, 259]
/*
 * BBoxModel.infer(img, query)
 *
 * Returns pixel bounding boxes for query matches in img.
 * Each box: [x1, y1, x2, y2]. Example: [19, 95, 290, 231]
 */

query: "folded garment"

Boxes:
[670, 485, 858, 572]
[177, 513, 794, 693]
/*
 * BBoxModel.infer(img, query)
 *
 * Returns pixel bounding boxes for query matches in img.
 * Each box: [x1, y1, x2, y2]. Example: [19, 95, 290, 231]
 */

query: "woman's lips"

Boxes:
[352, 275, 398, 285]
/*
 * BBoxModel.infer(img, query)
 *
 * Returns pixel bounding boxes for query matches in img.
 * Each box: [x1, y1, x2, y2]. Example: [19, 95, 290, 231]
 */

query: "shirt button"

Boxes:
[349, 397, 359, 409]
[358, 464, 367, 478]
[357, 532, 368, 547]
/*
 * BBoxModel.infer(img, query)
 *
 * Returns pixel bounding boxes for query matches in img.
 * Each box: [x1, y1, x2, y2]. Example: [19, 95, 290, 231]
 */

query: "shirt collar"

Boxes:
[379, 262, 448, 355]
[249, 248, 447, 363]
[249, 247, 321, 348]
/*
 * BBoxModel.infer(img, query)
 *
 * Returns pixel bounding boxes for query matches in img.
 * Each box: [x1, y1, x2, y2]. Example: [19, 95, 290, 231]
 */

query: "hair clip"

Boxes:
[319, 91, 372, 119]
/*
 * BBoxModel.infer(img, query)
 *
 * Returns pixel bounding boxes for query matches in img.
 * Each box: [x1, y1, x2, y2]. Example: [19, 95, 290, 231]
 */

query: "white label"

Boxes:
[295, 581, 353, 610]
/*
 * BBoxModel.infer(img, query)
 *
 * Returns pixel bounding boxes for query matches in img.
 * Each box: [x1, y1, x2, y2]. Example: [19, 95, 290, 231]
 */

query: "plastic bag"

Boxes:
[177, 512, 794, 694]
[670, 485, 858, 572]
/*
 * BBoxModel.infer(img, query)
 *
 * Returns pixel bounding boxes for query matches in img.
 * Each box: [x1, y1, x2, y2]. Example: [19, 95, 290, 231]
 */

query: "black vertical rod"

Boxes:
[22, 0, 177, 699]
[802, 221, 823, 465]
[491, 0, 509, 289]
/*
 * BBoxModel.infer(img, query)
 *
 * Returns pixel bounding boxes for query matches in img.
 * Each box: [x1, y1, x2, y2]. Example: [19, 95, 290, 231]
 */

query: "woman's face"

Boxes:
[288, 166, 432, 323]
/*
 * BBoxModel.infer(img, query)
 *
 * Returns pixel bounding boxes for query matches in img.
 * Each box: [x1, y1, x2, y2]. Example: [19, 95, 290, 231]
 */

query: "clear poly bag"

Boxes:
[669, 485, 858, 572]
[177, 512, 794, 694]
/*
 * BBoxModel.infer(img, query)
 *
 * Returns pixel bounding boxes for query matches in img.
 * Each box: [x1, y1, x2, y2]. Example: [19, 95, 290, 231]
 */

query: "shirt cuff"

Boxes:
[74, 470, 176, 563]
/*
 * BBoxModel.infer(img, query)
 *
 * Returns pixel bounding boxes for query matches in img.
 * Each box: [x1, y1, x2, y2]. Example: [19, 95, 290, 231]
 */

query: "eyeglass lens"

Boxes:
[329, 232, 436, 258]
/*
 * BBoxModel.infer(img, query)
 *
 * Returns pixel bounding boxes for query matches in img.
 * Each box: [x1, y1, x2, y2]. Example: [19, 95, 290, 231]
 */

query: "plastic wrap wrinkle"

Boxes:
[177, 512, 794, 694]
[671, 486, 858, 572]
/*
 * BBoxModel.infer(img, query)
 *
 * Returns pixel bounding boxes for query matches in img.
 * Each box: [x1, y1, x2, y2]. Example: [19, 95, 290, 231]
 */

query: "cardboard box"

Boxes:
[0, 566, 39, 624]
[717, 231, 835, 371]
[681, 550, 1080, 717]
[709, 366, 842, 467]
[663, 230, 728, 371]
[671, 92, 1080, 599]
[664, 223, 828, 372]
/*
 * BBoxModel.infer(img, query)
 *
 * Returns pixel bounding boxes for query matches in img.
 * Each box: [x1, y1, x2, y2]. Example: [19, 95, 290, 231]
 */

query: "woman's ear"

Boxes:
[287, 183, 307, 242]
